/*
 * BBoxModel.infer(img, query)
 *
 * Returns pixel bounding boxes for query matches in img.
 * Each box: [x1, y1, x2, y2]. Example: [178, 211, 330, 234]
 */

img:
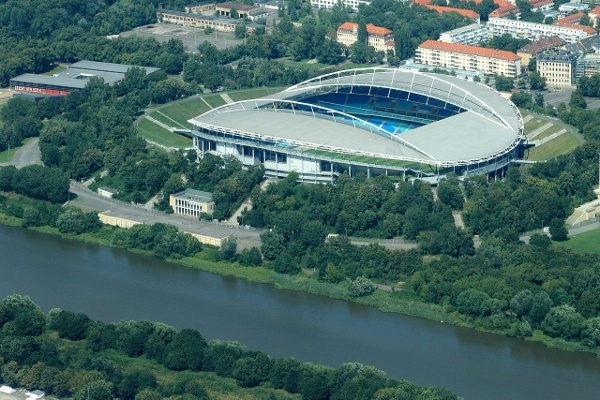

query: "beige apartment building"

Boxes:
[537, 51, 576, 87]
[416, 40, 521, 77]
[337, 22, 394, 53]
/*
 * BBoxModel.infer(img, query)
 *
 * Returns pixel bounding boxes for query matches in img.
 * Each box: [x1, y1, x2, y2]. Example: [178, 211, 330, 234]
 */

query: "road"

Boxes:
[68, 182, 263, 250]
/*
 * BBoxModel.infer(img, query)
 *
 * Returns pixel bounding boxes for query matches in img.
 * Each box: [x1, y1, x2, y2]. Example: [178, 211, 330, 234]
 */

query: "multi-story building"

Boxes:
[439, 23, 489, 46]
[311, 0, 371, 12]
[215, 2, 268, 20]
[487, 0, 520, 19]
[337, 22, 394, 53]
[553, 11, 585, 27]
[184, 2, 215, 13]
[537, 51, 576, 86]
[158, 9, 264, 33]
[576, 53, 600, 78]
[517, 36, 567, 66]
[415, 40, 521, 77]
[169, 189, 214, 218]
[487, 17, 595, 44]
[558, 2, 589, 16]
[413, 0, 481, 22]
[530, 0, 554, 13]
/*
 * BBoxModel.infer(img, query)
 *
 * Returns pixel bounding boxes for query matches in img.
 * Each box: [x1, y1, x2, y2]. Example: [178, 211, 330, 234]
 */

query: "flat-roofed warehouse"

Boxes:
[10, 61, 160, 96]
[189, 68, 525, 183]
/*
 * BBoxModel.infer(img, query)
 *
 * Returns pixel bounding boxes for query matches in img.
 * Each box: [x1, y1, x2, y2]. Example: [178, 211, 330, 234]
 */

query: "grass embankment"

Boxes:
[135, 119, 192, 148]
[553, 228, 600, 255]
[527, 132, 580, 160]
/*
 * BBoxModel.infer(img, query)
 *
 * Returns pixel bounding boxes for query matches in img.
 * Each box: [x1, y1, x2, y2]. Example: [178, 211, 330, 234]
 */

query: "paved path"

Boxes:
[527, 122, 553, 140]
[220, 93, 234, 104]
[531, 129, 567, 146]
[68, 182, 264, 250]
[521, 111, 584, 145]
[0, 137, 42, 168]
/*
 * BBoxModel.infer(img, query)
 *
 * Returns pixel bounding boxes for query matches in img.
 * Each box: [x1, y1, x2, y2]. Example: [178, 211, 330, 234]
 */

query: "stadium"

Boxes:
[188, 68, 525, 183]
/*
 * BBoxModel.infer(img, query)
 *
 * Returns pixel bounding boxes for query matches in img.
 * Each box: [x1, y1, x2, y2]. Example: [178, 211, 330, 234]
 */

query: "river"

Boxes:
[1, 225, 599, 399]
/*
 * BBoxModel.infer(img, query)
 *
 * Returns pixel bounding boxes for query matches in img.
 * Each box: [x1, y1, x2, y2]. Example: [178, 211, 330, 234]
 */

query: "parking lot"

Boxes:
[543, 86, 600, 110]
[119, 23, 244, 52]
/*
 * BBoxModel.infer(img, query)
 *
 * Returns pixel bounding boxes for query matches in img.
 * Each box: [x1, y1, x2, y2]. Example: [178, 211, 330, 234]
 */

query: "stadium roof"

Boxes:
[189, 68, 523, 166]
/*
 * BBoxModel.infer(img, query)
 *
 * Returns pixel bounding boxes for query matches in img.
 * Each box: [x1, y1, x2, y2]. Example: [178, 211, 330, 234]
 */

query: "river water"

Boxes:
[1, 225, 599, 399]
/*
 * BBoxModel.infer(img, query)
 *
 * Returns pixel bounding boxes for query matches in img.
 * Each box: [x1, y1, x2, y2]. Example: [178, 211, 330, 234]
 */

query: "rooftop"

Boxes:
[518, 36, 567, 55]
[418, 39, 521, 61]
[337, 22, 393, 36]
[172, 189, 213, 203]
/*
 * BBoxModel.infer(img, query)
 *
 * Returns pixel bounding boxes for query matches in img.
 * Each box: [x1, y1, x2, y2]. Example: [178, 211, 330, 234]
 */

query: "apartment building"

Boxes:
[517, 36, 567, 66]
[337, 22, 394, 53]
[487, 17, 595, 44]
[589, 6, 600, 28]
[537, 51, 576, 86]
[530, 0, 554, 12]
[416, 40, 521, 77]
[311, 0, 371, 12]
[553, 11, 585, 27]
[439, 23, 489, 46]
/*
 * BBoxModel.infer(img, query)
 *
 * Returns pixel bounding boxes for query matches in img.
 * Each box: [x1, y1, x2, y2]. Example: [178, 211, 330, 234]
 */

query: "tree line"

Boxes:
[0, 294, 459, 400]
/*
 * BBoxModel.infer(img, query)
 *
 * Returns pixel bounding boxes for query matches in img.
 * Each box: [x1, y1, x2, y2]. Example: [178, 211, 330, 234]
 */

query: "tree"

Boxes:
[270, 251, 300, 274]
[219, 237, 238, 262]
[260, 231, 286, 261]
[528, 71, 546, 90]
[163, 329, 207, 371]
[541, 304, 584, 340]
[569, 89, 587, 109]
[239, 247, 263, 267]
[348, 276, 375, 297]
[495, 75, 514, 92]
[549, 218, 568, 241]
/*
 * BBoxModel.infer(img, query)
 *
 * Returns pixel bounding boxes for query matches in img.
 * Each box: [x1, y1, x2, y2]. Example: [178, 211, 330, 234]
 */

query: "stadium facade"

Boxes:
[188, 68, 524, 183]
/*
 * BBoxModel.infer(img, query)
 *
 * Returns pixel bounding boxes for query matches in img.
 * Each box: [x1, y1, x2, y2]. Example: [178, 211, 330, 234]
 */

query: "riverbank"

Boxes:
[5, 217, 599, 357]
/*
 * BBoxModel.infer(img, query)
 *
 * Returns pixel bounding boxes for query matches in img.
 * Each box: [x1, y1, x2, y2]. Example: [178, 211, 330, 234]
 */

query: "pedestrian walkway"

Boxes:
[522, 114, 533, 124]
[220, 93, 234, 104]
[145, 116, 174, 131]
[527, 122, 553, 140]
[531, 128, 566, 146]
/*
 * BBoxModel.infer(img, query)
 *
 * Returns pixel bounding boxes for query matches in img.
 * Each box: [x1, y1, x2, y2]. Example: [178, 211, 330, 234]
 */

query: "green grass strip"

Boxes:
[528, 132, 580, 161]
[136, 119, 192, 148]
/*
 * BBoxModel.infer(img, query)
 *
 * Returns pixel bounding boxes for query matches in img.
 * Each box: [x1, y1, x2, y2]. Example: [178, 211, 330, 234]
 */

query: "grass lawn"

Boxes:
[527, 132, 580, 160]
[0, 147, 17, 163]
[149, 110, 187, 129]
[524, 118, 549, 135]
[553, 228, 600, 254]
[203, 94, 227, 108]
[533, 124, 565, 141]
[157, 98, 212, 127]
[135, 118, 192, 148]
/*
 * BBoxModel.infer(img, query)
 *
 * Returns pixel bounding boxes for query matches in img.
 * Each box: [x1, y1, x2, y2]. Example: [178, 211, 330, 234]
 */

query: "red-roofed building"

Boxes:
[553, 11, 585, 26]
[486, 0, 521, 19]
[425, 5, 481, 21]
[416, 39, 521, 77]
[337, 22, 394, 53]
[530, 0, 554, 12]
